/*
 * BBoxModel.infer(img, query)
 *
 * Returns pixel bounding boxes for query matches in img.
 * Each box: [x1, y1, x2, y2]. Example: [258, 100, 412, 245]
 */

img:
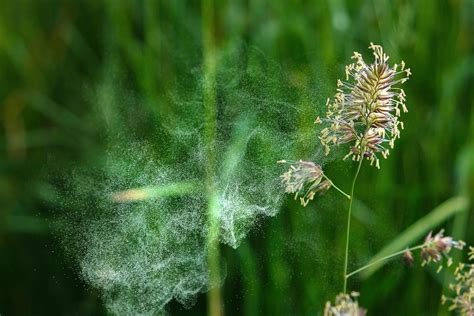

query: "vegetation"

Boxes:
[0, 1, 472, 315]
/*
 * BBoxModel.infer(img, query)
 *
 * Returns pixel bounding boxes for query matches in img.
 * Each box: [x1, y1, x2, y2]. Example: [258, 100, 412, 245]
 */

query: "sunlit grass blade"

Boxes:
[360, 196, 469, 279]
[110, 181, 201, 202]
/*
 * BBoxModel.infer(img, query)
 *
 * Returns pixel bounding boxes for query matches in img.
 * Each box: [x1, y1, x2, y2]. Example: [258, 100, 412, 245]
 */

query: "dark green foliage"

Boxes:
[0, 0, 473, 315]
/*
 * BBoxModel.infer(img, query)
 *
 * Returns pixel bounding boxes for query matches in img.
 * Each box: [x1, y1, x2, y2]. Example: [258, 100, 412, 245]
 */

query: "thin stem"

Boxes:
[202, 0, 223, 315]
[343, 157, 363, 293]
[322, 174, 351, 200]
[345, 244, 425, 279]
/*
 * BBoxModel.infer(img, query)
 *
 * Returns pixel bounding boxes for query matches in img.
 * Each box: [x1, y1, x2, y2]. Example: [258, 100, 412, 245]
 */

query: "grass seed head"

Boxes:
[421, 229, 465, 266]
[278, 160, 331, 206]
[324, 292, 367, 316]
[442, 246, 474, 315]
[317, 43, 411, 168]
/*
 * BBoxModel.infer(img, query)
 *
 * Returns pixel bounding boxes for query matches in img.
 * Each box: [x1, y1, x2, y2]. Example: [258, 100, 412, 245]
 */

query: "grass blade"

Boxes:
[109, 181, 201, 202]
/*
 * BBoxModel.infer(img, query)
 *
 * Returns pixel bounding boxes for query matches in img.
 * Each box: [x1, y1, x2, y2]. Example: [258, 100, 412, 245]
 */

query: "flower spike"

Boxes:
[317, 43, 411, 168]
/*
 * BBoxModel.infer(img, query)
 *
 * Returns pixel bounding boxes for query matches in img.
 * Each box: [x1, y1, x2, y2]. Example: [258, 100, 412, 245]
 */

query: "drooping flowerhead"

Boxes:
[278, 160, 331, 206]
[421, 229, 465, 266]
[402, 249, 414, 267]
[324, 292, 367, 316]
[317, 43, 411, 168]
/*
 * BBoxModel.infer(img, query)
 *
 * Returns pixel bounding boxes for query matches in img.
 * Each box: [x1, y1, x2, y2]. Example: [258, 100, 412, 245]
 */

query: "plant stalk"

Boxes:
[345, 244, 425, 279]
[321, 174, 351, 200]
[202, 0, 223, 315]
[343, 157, 363, 293]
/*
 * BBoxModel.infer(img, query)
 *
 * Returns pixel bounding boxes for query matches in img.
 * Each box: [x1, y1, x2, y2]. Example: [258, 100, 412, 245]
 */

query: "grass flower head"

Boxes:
[421, 229, 465, 266]
[278, 160, 332, 206]
[317, 43, 411, 168]
[324, 292, 366, 316]
[441, 247, 474, 315]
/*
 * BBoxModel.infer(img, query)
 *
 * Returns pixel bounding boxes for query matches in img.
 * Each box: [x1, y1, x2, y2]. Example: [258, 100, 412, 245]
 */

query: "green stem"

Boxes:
[322, 174, 351, 200]
[202, 0, 222, 315]
[345, 244, 424, 279]
[343, 157, 363, 293]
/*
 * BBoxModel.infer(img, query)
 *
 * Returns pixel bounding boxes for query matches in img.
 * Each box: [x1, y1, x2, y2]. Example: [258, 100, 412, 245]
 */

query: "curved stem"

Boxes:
[345, 244, 424, 279]
[343, 157, 363, 293]
[322, 174, 351, 200]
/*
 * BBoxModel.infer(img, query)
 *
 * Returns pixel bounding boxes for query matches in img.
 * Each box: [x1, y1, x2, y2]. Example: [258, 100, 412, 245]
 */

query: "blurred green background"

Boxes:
[1, 0, 473, 315]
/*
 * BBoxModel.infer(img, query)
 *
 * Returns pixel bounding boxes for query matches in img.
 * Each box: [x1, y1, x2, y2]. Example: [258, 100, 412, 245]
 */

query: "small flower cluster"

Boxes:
[324, 292, 366, 316]
[402, 230, 465, 273]
[278, 160, 332, 206]
[421, 229, 465, 270]
[441, 247, 474, 315]
[316, 43, 411, 168]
